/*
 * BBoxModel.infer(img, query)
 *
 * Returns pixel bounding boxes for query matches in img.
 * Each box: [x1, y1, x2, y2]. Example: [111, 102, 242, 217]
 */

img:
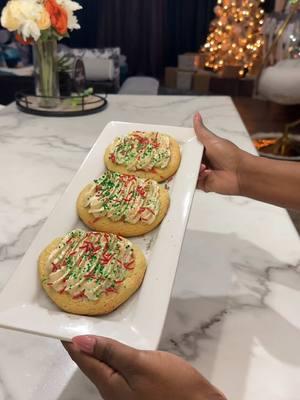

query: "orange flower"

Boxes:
[45, 0, 68, 36]
[15, 34, 33, 46]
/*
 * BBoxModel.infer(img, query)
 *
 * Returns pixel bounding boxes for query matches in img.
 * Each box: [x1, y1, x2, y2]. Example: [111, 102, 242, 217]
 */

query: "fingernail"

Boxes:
[200, 164, 207, 173]
[72, 336, 96, 354]
[194, 112, 200, 121]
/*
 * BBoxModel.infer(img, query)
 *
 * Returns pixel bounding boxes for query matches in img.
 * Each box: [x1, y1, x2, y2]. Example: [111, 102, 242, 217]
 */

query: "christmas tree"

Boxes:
[203, 0, 265, 77]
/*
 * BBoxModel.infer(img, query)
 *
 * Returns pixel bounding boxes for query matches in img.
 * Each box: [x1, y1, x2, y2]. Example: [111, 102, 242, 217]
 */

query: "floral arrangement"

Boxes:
[0, 0, 82, 43]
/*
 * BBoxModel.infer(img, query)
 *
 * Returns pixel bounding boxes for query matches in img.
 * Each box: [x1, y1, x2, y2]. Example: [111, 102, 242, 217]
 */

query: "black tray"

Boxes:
[15, 92, 108, 117]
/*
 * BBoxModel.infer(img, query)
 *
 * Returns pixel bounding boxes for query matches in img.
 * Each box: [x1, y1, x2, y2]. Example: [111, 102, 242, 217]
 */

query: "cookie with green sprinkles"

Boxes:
[38, 229, 147, 316]
[104, 131, 181, 182]
[77, 171, 170, 237]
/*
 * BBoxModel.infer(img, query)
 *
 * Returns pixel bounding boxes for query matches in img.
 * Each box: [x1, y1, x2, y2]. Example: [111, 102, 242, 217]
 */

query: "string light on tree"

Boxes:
[202, 0, 265, 77]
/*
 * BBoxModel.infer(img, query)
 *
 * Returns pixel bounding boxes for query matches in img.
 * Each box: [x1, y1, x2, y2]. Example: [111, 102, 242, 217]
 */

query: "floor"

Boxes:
[233, 97, 300, 234]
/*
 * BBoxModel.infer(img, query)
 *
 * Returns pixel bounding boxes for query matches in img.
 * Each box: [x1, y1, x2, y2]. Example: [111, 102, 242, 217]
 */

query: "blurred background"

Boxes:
[0, 0, 298, 139]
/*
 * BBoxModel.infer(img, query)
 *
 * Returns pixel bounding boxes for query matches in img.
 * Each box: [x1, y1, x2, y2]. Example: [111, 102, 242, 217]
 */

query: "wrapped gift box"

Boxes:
[193, 70, 213, 94]
[164, 66, 177, 88]
[177, 70, 194, 90]
[178, 53, 199, 71]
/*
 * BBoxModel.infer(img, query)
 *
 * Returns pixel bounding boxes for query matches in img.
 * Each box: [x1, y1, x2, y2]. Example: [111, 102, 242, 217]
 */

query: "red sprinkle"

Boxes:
[106, 287, 118, 294]
[51, 262, 60, 272]
[73, 290, 86, 299]
[101, 253, 113, 264]
[136, 186, 146, 198]
[126, 175, 137, 182]
[124, 193, 134, 202]
[79, 240, 99, 253]
[152, 134, 160, 148]
[120, 174, 136, 187]
[103, 242, 109, 254]
[139, 207, 155, 215]
[124, 260, 135, 270]
[109, 153, 116, 163]
[84, 272, 98, 280]
[132, 133, 149, 145]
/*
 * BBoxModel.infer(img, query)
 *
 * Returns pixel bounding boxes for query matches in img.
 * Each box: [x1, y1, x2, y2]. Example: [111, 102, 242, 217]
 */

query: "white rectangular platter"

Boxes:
[0, 121, 203, 350]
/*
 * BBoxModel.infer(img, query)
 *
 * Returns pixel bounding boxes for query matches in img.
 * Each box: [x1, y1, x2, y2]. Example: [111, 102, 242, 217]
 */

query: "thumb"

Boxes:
[72, 335, 140, 376]
[193, 112, 217, 145]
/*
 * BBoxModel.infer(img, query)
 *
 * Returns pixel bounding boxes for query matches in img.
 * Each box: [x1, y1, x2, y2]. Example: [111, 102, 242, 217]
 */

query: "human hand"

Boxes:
[63, 335, 226, 400]
[194, 112, 249, 195]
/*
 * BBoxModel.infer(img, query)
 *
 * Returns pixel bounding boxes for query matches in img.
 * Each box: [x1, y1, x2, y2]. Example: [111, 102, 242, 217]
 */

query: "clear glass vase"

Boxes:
[33, 39, 60, 108]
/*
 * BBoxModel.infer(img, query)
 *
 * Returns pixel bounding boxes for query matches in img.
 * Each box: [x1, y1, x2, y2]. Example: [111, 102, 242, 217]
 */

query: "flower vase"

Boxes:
[33, 39, 60, 108]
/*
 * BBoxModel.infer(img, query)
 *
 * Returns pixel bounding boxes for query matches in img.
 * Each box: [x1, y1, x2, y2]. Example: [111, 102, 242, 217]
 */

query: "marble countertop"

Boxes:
[0, 95, 299, 400]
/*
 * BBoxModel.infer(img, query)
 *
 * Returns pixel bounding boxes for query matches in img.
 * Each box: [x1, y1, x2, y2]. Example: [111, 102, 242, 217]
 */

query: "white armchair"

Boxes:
[253, 1, 300, 159]
[119, 77, 159, 95]
[258, 59, 300, 105]
[254, 58, 300, 159]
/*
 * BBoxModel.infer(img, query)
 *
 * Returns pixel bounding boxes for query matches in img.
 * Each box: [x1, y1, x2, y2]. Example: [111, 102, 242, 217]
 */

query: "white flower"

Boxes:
[67, 13, 80, 30]
[22, 19, 41, 41]
[1, 3, 21, 31]
[57, 0, 82, 30]
[1, 0, 82, 41]
[1, 0, 44, 40]
[57, 0, 82, 12]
